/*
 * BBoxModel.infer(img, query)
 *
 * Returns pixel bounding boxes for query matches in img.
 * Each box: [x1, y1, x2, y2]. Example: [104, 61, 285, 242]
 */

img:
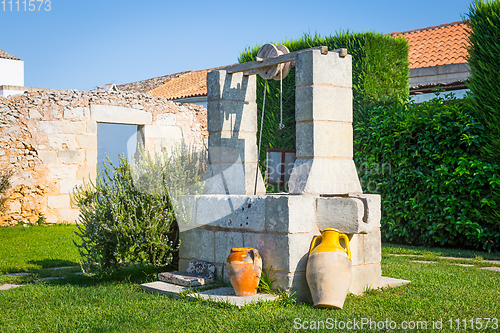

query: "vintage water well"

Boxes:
[177, 46, 394, 301]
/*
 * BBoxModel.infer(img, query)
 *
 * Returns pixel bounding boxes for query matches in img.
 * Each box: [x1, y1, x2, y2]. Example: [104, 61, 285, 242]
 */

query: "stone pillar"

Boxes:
[289, 50, 362, 195]
[205, 70, 265, 195]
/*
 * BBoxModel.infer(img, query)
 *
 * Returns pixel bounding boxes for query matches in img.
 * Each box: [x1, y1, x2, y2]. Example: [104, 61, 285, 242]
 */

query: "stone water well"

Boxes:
[177, 48, 393, 301]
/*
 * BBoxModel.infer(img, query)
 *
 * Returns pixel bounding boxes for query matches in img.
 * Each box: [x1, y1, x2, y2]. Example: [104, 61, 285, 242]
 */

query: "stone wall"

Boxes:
[0, 89, 207, 226]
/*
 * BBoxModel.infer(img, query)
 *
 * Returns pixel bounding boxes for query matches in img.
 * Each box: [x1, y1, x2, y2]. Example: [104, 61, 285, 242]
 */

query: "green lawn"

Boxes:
[1, 225, 500, 332]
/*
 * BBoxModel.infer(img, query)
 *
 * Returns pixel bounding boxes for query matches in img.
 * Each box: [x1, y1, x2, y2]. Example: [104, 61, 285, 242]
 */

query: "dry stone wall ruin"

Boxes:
[0, 89, 207, 226]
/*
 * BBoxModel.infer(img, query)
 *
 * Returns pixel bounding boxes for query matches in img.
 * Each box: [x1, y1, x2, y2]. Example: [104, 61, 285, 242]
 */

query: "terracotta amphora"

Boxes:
[306, 228, 352, 309]
[226, 247, 262, 296]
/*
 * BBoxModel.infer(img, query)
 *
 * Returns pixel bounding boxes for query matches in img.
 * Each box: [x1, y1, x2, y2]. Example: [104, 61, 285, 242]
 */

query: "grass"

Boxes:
[1, 225, 500, 332]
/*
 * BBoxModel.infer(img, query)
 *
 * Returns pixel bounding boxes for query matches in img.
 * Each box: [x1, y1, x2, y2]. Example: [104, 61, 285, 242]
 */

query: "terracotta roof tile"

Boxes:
[0, 48, 20, 60]
[392, 21, 469, 69]
[149, 69, 210, 100]
[148, 64, 232, 100]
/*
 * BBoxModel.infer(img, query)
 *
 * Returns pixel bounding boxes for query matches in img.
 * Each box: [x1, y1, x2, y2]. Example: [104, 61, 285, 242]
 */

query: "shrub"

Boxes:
[239, 32, 409, 175]
[355, 94, 500, 251]
[73, 142, 207, 274]
[465, 0, 500, 162]
[0, 170, 12, 214]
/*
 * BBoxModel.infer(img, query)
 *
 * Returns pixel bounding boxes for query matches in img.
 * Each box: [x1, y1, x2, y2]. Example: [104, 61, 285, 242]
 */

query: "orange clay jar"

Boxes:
[226, 247, 262, 296]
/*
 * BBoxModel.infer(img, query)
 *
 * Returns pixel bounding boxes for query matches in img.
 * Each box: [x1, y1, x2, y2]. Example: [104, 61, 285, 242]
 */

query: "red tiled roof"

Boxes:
[149, 69, 210, 100]
[0, 48, 20, 60]
[391, 21, 469, 69]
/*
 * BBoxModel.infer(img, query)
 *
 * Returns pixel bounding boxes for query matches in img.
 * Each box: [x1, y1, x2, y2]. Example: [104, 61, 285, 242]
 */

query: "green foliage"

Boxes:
[465, 0, 500, 162]
[73, 155, 179, 274]
[0, 169, 12, 214]
[355, 94, 500, 251]
[73, 142, 207, 275]
[239, 31, 409, 176]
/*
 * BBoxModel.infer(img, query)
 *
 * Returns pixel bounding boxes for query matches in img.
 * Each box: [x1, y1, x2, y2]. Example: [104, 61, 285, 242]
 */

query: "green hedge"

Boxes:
[355, 94, 500, 251]
[465, 0, 500, 162]
[238, 32, 409, 174]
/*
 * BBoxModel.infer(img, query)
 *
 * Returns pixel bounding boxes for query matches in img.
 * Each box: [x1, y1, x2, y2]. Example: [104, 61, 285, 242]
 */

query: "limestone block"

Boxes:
[58, 150, 84, 165]
[347, 234, 364, 266]
[62, 122, 86, 134]
[295, 85, 353, 122]
[77, 166, 96, 182]
[158, 113, 176, 126]
[204, 162, 265, 195]
[49, 134, 77, 150]
[8, 200, 21, 213]
[207, 70, 256, 102]
[350, 194, 381, 228]
[85, 149, 97, 166]
[144, 125, 182, 141]
[86, 121, 97, 134]
[296, 121, 353, 158]
[363, 228, 382, 265]
[207, 100, 257, 132]
[90, 105, 152, 125]
[49, 165, 78, 179]
[295, 50, 352, 87]
[316, 197, 370, 234]
[37, 151, 58, 164]
[29, 110, 42, 119]
[195, 195, 266, 232]
[265, 194, 318, 233]
[75, 134, 97, 149]
[39, 121, 62, 134]
[64, 107, 85, 121]
[288, 158, 362, 195]
[47, 195, 71, 209]
[273, 271, 311, 302]
[349, 264, 382, 295]
[58, 209, 80, 223]
[214, 231, 244, 264]
[59, 179, 83, 194]
[208, 131, 258, 163]
[242, 232, 313, 273]
[158, 271, 214, 287]
[179, 228, 215, 263]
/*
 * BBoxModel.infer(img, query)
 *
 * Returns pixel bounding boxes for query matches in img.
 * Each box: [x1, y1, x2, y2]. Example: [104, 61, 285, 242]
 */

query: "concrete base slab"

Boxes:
[0, 284, 24, 291]
[481, 267, 500, 272]
[140, 281, 277, 307]
[378, 276, 411, 289]
[189, 287, 278, 308]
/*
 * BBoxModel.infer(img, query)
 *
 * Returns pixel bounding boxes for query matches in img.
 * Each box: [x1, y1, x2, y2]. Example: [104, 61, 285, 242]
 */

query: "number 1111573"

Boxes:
[2, 0, 51, 11]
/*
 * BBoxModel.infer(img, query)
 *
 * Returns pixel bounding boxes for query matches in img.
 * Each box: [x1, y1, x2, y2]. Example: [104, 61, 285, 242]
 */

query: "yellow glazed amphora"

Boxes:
[306, 228, 352, 309]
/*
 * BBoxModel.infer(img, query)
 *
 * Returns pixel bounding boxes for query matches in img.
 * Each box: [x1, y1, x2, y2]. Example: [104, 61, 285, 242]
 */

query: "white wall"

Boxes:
[411, 89, 469, 104]
[0, 58, 24, 86]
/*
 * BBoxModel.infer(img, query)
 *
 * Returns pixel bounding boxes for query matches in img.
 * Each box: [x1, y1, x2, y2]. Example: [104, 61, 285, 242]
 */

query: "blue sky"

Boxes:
[0, 0, 473, 91]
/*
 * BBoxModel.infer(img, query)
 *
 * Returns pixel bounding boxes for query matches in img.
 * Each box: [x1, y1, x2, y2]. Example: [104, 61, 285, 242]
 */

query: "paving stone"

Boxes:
[38, 277, 65, 282]
[0, 284, 23, 291]
[411, 260, 438, 264]
[481, 267, 500, 272]
[455, 264, 475, 267]
[8, 272, 31, 277]
[378, 276, 411, 289]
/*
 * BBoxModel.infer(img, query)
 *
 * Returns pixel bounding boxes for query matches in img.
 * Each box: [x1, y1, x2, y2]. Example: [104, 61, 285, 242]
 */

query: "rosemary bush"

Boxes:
[0, 169, 12, 214]
[73, 141, 207, 274]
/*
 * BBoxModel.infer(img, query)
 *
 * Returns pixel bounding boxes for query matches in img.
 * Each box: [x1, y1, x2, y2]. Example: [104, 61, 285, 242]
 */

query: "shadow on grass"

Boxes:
[28, 259, 79, 269]
[41, 263, 176, 288]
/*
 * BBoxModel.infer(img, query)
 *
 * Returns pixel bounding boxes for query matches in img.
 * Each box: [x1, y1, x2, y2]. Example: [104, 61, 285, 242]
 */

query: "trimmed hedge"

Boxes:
[355, 94, 500, 251]
[465, 0, 500, 162]
[239, 32, 409, 173]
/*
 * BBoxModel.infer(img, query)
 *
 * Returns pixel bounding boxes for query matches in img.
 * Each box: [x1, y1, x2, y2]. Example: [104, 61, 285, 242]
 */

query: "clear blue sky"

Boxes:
[0, 0, 473, 91]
